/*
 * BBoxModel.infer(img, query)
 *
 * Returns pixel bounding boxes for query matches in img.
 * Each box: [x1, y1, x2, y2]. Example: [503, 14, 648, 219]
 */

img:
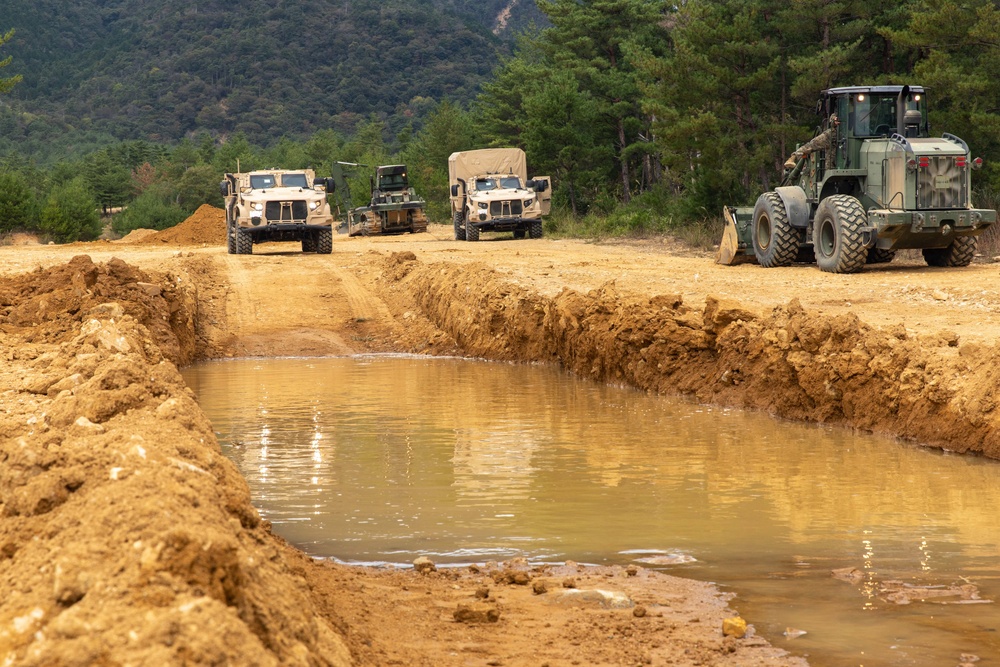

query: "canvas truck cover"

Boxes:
[448, 148, 527, 184]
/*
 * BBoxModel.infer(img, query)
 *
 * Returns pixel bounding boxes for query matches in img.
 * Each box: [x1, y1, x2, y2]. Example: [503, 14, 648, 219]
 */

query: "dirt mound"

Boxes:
[0, 255, 351, 666]
[1, 232, 42, 246]
[0, 254, 195, 365]
[114, 228, 159, 244]
[139, 204, 226, 246]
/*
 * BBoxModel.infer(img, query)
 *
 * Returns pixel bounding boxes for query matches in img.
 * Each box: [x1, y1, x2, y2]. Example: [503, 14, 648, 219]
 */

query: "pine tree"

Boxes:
[886, 0, 1000, 189]
[0, 29, 21, 95]
[534, 0, 672, 204]
[40, 178, 101, 243]
[0, 170, 37, 233]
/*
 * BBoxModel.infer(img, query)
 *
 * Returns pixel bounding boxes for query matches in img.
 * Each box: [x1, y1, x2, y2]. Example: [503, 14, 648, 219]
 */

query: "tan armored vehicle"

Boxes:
[449, 148, 551, 241]
[219, 168, 336, 254]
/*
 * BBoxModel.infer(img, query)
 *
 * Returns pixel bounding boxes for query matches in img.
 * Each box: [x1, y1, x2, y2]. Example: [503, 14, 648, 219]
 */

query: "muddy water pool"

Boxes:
[182, 356, 1000, 667]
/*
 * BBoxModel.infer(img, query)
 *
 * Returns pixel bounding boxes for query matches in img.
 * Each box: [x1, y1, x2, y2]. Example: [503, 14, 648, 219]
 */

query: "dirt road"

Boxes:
[3, 213, 1000, 665]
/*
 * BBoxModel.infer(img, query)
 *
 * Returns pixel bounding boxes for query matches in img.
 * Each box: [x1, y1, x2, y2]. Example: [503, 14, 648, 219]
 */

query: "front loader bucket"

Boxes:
[716, 206, 757, 265]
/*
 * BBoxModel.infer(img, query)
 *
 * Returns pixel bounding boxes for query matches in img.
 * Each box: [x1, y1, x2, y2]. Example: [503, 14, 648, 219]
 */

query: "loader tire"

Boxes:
[453, 210, 466, 241]
[302, 234, 317, 253]
[226, 218, 237, 254]
[529, 219, 543, 239]
[752, 192, 798, 267]
[923, 236, 976, 267]
[813, 195, 867, 274]
[866, 247, 896, 264]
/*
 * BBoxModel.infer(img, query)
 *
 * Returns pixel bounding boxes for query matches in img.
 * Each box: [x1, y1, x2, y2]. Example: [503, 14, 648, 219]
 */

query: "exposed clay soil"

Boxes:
[5, 206, 1000, 665]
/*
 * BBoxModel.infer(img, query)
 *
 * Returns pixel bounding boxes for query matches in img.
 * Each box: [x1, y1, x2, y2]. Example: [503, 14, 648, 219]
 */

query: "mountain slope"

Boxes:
[0, 0, 545, 151]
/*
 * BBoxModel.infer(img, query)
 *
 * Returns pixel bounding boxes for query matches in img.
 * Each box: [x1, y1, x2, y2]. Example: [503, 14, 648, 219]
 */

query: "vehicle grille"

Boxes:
[917, 157, 968, 210]
[490, 200, 523, 217]
[264, 201, 309, 222]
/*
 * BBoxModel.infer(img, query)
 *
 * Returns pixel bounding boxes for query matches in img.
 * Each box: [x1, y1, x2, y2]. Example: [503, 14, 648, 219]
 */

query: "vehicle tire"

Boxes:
[317, 229, 333, 254]
[812, 195, 868, 273]
[466, 219, 480, 242]
[529, 219, 543, 239]
[752, 192, 798, 267]
[923, 236, 976, 267]
[453, 210, 466, 241]
[226, 218, 237, 254]
[302, 234, 317, 253]
[236, 228, 253, 255]
[866, 247, 896, 264]
[513, 229, 526, 239]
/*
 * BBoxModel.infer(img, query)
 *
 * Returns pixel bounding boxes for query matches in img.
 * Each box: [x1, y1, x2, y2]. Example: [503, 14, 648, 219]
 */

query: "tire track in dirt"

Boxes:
[206, 253, 359, 356]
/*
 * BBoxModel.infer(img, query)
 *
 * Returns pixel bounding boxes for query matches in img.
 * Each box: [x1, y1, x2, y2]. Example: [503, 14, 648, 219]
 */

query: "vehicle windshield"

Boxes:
[281, 173, 309, 188]
[249, 174, 276, 189]
[499, 176, 522, 189]
[850, 93, 924, 137]
[379, 174, 407, 190]
[475, 178, 497, 191]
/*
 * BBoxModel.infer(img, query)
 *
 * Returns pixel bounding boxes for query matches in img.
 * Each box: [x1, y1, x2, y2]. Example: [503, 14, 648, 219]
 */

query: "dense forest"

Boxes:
[0, 0, 546, 158]
[1, 0, 1000, 242]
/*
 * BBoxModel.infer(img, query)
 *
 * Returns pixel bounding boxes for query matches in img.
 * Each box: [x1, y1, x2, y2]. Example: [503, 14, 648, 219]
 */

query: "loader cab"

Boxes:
[822, 85, 928, 171]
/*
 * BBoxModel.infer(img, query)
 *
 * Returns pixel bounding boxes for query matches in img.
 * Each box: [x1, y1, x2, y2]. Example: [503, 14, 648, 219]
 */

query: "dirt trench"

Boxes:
[6, 233, 1000, 666]
[381, 251, 1000, 459]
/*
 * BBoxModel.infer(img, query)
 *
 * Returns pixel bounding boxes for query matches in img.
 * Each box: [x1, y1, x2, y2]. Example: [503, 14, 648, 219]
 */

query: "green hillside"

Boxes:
[0, 0, 544, 157]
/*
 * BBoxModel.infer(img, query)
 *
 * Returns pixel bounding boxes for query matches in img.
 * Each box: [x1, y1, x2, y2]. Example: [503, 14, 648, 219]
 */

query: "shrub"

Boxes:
[0, 170, 38, 232]
[39, 177, 101, 242]
[112, 184, 187, 236]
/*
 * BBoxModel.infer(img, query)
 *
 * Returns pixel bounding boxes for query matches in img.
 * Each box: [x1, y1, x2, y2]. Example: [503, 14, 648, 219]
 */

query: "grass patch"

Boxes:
[543, 188, 723, 252]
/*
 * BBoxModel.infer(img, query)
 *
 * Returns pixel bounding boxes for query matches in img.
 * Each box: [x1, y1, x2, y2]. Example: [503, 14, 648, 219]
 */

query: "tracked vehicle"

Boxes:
[330, 163, 428, 237]
[719, 85, 996, 272]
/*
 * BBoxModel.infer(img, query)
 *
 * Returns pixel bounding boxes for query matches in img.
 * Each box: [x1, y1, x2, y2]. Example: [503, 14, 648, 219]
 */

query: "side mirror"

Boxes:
[219, 181, 229, 198]
[451, 184, 459, 197]
[532, 180, 548, 192]
[326, 178, 337, 191]
[313, 177, 324, 188]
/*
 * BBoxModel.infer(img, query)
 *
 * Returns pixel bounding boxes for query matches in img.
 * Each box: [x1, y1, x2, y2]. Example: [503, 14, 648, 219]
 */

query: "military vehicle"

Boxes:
[219, 168, 336, 254]
[718, 85, 996, 272]
[449, 148, 551, 241]
[328, 162, 428, 237]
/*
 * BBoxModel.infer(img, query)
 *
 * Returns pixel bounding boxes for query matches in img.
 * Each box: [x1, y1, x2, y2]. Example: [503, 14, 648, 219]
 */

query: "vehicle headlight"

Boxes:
[253, 203, 263, 211]
[309, 201, 319, 210]
[524, 198, 534, 207]
[478, 201, 488, 210]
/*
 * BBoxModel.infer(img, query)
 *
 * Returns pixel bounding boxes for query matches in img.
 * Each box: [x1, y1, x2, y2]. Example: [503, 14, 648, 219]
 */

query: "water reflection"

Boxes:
[183, 355, 1000, 667]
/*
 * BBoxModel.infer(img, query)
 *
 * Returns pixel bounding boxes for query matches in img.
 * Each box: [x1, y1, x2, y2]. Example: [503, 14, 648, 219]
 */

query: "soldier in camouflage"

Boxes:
[784, 113, 839, 170]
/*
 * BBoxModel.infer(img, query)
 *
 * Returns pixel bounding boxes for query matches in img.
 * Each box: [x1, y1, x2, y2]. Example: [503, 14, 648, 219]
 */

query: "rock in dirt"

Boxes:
[723, 616, 748, 638]
[550, 588, 633, 609]
[454, 604, 501, 624]
[413, 556, 436, 573]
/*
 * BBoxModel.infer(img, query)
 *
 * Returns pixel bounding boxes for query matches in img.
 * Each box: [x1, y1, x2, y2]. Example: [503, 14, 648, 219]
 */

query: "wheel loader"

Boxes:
[718, 85, 997, 273]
